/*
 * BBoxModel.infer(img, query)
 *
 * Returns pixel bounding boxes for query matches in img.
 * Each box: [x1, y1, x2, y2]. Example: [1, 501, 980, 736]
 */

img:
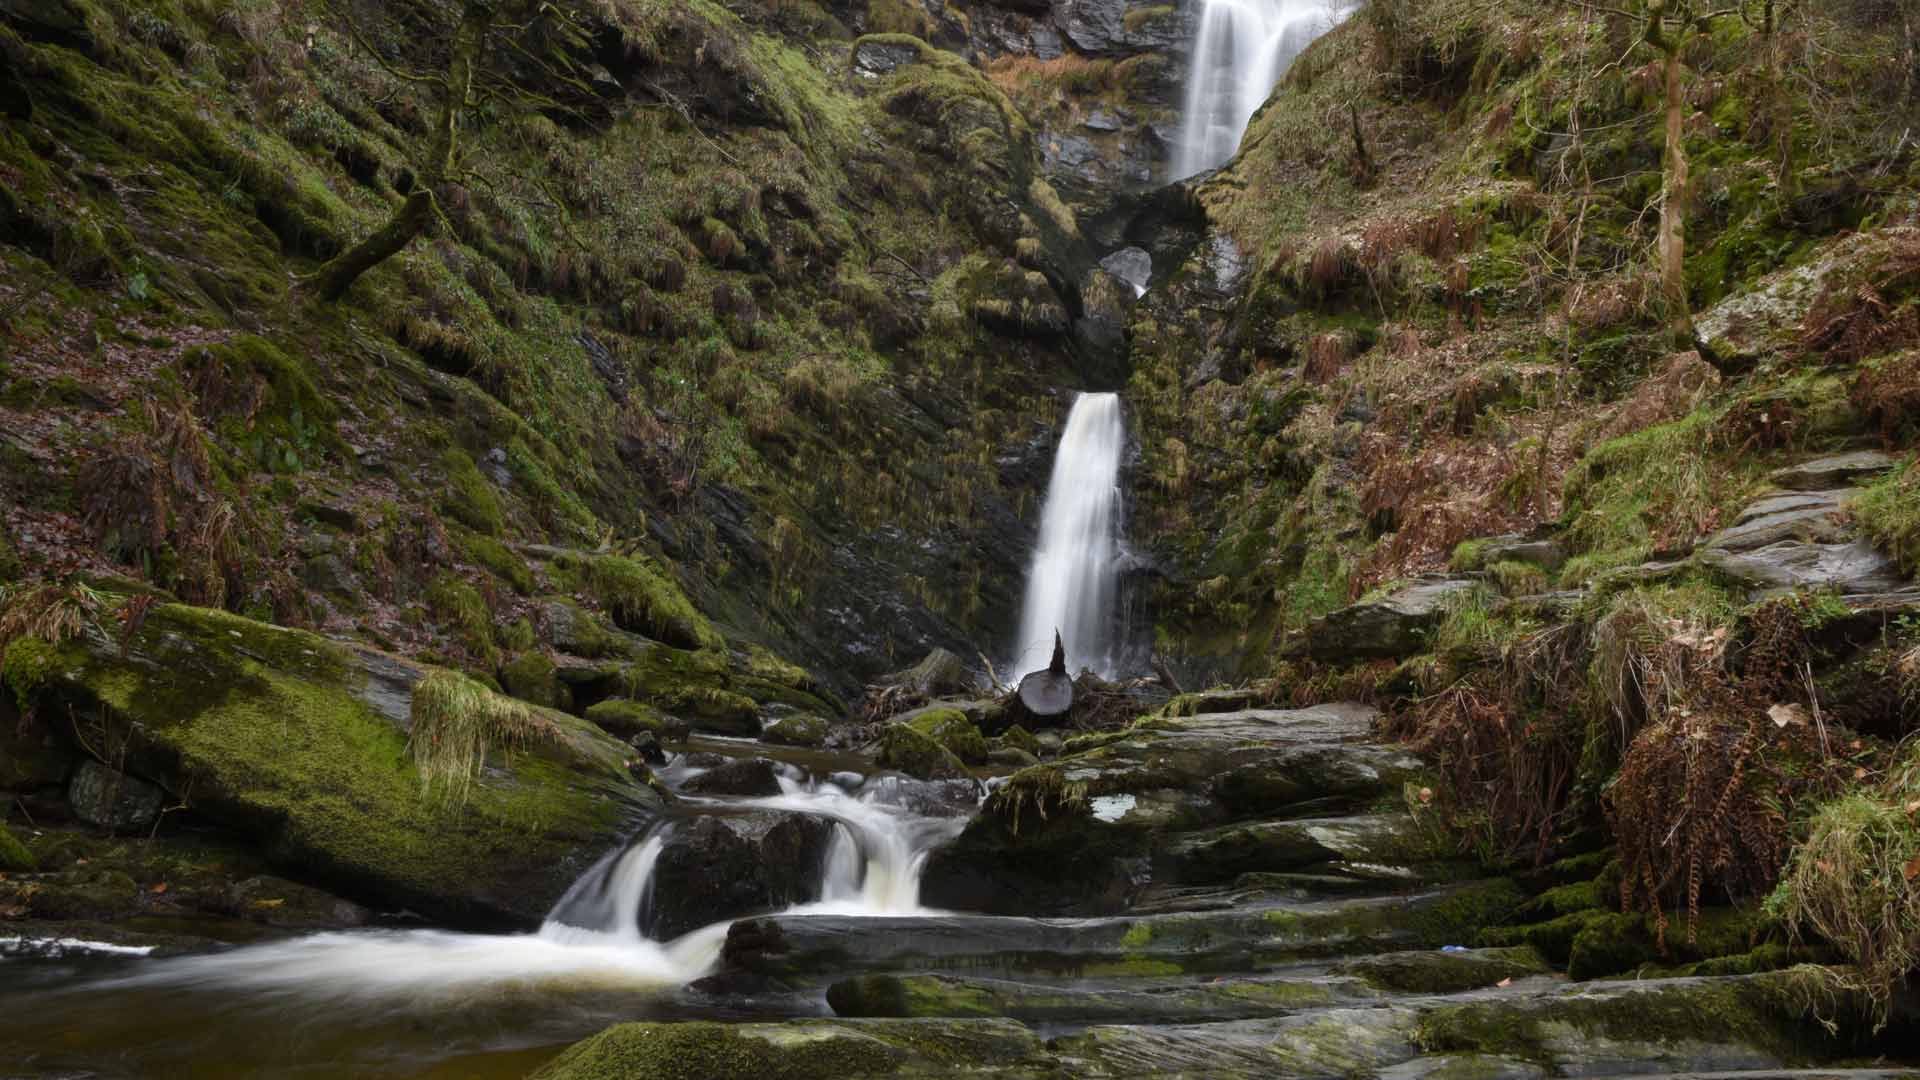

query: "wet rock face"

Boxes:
[646, 812, 833, 940]
[681, 757, 784, 798]
[66, 762, 163, 833]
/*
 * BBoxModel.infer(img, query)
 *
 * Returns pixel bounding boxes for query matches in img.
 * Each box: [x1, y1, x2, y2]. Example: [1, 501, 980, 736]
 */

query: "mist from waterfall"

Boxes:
[1173, 0, 1355, 180]
[1012, 392, 1127, 679]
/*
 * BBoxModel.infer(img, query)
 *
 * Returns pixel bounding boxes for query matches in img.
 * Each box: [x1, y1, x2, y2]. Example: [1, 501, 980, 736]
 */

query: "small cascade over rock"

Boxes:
[1012, 392, 1129, 679]
[1173, 0, 1355, 179]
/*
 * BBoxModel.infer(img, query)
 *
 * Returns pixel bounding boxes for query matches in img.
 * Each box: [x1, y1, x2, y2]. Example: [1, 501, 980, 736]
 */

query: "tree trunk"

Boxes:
[1766, 0, 1797, 218]
[310, 2, 493, 302]
[1005, 631, 1074, 729]
[1658, 41, 1693, 343]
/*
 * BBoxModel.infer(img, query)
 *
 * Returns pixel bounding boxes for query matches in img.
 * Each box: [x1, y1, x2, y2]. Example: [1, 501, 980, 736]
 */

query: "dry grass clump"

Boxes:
[0, 580, 116, 650]
[1381, 620, 1591, 864]
[408, 669, 559, 803]
[984, 54, 1122, 101]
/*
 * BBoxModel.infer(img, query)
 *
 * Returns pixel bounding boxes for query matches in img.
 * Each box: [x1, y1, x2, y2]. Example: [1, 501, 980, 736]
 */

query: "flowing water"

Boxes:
[0, 750, 969, 1078]
[1173, 0, 1355, 179]
[1011, 392, 1128, 679]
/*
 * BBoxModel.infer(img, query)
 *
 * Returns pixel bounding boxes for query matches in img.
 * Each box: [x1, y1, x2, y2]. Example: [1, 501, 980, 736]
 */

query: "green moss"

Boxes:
[1854, 456, 1920, 576]
[499, 651, 567, 711]
[425, 573, 497, 666]
[1412, 969, 1843, 1066]
[15, 604, 628, 918]
[0, 822, 35, 872]
[998, 724, 1040, 756]
[877, 722, 970, 780]
[1560, 409, 1765, 584]
[449, 524, 535, 594]
[907, 707, 988, 763]
[2, 635, 61, 711]
[584, 698, 689, 741]
[441, 449, 506, 537]
[563, 553, 722, 653]
[763, 713, 830, 747]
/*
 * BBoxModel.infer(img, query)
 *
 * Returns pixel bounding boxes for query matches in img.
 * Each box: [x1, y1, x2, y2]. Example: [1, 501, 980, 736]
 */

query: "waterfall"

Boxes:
[1172, 0, 1354, 180]
[1012, 392, 1127, 679]
[90, 769, 967, 1001]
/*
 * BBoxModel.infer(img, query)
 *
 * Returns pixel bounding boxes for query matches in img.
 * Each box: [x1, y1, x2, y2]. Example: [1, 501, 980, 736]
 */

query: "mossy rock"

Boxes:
[556, 552, 722, 653]
[876, 722, 972, 781]
[1336, 946, 1548, 994]
[907, 707, 988, 763]
[531, 1018, 1050, 1080]
[0, 822, 35, 871]
[440, 448, 506, 537]
[997, 724, 1041, 756]
[500, 651, 569, 711]
[14, 604, 657, 926]
[763, 713, 831, 748]
[584, 698, 690, 742]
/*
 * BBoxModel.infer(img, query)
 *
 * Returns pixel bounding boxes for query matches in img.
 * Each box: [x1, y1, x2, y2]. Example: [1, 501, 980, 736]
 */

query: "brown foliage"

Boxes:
[1607, 598, 1849, 947]
[1380, 622, 1591, 863]
[1801, 233, 1920, 365]
[1851, 350, 1920, 445]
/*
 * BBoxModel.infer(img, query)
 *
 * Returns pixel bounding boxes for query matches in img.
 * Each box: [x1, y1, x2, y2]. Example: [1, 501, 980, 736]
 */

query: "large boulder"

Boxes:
[1285, 578, 1480, 661]
[66, 761, 163, 833]
[9, 605, 658, 928]
[646, 811, 834, 940]
[921, 704, 1423, 915]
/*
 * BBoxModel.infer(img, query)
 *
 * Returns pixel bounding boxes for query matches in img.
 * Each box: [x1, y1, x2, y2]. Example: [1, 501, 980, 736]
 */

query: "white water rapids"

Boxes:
[86, 766, 964, 1002]
[1172, 0, 1355, 179]
[1011, 392, 1128, 679]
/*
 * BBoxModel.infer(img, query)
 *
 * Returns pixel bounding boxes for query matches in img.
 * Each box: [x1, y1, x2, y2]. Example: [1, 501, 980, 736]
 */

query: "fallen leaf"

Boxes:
[1768, 703, 1807, 729]
[1496, 977, 1513, 988]
[1418, 787, 1434, 805]
[1817, 860, 1835, 874]
[1907, 858, 1920, 883]
[1856, 767, 1870, 780]
[149, 882, 168, 895]
[1906, 800, 1920, 815]
[251, 898, 285, 910]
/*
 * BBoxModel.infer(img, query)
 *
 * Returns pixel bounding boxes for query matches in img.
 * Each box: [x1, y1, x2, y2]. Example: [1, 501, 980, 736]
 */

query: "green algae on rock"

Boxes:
[11, 603, 656, 926]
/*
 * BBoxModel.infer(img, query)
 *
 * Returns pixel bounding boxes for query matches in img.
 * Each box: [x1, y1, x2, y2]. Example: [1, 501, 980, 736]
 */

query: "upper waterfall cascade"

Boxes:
[1012, 392, 1128, 679]
[1173, 0, 1356, 179]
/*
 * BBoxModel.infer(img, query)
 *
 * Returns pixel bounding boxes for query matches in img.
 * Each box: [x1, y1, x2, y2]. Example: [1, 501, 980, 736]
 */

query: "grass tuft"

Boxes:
[407, 669, 559, 804]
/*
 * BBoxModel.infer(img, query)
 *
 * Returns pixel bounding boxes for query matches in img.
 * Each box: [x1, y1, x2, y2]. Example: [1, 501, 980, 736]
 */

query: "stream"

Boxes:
[0, 741, 971, 1078]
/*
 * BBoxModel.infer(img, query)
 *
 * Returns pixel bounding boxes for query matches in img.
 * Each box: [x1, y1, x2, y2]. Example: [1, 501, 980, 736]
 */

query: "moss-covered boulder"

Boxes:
[531, 1018, 1051, 1080]
[762, 713, 831, 748]
[584, 698, 690, 742]
[905, 707, 988, 763]
[11, 604, 659, 927]
[499, 651, 569, 711]
[876, 722, 972, 781]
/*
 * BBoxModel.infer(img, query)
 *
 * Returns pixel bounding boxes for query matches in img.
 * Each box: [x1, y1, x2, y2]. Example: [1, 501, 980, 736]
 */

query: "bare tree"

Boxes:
[1574, 1, 1763, 342]
[307, 0, 592, 302]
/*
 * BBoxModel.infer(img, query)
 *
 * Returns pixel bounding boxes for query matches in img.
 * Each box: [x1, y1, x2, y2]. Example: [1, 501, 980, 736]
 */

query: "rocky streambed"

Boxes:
[4, 662, 1914, 1078]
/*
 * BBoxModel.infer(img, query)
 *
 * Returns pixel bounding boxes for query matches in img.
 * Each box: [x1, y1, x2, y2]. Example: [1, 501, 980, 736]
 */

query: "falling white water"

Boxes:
[1012, 392, 1127, 679]
[1173, 0, 1355, 179]
[86, 769, 966, 1002]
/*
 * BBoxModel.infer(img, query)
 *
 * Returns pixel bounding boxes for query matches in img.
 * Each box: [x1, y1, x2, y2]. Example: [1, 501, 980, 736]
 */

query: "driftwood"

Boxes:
[1001, 631, 1074, 731]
